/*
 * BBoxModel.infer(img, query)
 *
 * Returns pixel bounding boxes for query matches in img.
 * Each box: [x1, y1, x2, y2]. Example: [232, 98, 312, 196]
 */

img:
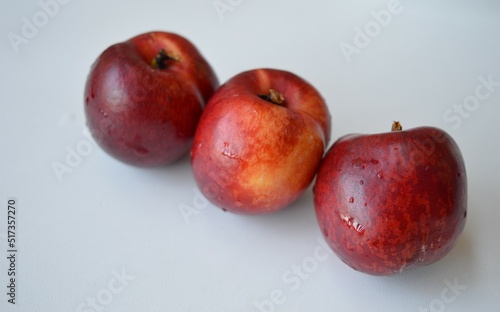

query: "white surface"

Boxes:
[1, 0, 500, 311]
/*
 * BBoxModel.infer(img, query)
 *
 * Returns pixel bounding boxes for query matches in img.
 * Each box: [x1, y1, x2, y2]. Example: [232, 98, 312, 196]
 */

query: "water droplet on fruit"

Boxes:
[377, 170, 384, 179]
[133, 146, 149, 155]
[99, 119, 107, 128]
[349, 197, 354, 203]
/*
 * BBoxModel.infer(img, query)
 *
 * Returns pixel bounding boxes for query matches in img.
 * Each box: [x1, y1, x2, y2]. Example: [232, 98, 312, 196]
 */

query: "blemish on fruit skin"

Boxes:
[352, 158, 379, 169]
[359, 180, 364, 185]
[339, 214, 365, 234]
[323, 228, 329, 238]
[349, 197, 355, 203]
[345, 240, 356, 252]
[221, 142, 238, 159]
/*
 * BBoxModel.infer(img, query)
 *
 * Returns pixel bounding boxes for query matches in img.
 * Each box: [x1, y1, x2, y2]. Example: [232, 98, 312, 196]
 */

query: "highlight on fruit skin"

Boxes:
[313, 122, 467, 276]
[191, 68, 331, 215]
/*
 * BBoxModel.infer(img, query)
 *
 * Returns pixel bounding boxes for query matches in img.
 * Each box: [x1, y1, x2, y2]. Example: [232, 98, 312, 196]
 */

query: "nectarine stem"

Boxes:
[259, 89, 285, 106]
[392, 121, 403, 131]
[151, 49, 178, 69]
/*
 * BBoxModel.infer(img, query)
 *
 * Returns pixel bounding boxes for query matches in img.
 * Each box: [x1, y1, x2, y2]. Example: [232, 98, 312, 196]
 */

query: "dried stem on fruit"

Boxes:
[259, 89, 285, 106]
[392, 121, 403, 131]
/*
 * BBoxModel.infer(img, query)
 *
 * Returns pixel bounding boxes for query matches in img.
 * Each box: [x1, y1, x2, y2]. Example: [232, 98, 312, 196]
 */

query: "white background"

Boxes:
[1, 0, 500, 311]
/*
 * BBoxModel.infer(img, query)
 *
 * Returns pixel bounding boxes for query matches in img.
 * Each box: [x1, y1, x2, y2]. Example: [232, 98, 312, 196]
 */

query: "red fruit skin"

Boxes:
[314, 127, 467, 276]
[84, 31, 219, 166]
[191, 68, 331, 214]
